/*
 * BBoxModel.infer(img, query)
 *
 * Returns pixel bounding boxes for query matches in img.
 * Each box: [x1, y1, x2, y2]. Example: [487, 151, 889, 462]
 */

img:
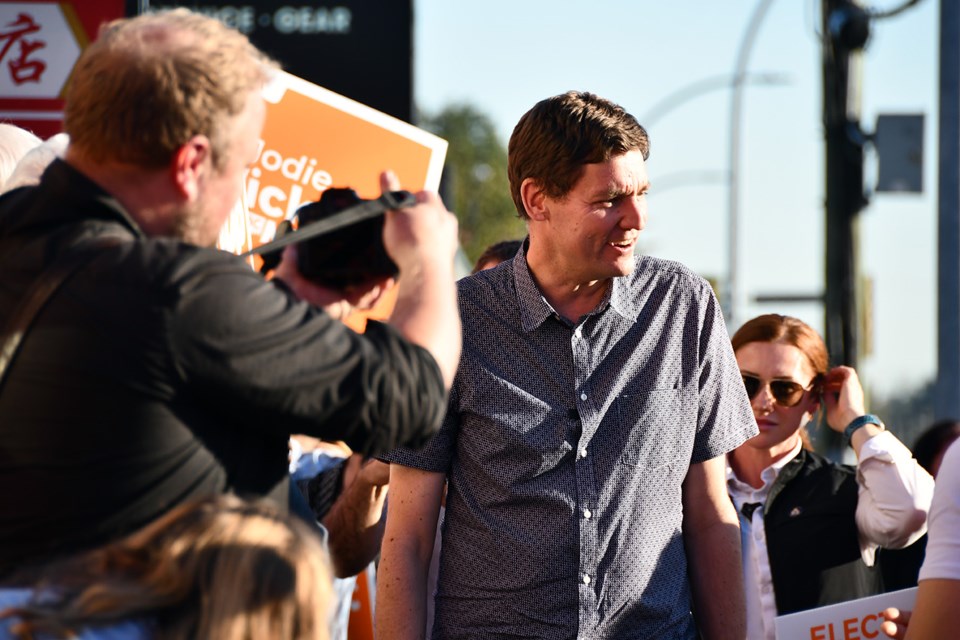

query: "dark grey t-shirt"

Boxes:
[388, 248, 757, 639]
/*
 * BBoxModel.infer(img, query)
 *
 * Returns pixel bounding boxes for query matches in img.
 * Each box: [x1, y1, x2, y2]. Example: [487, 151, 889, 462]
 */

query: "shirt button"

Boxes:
[580, 393, 587, 401]
[582, 574, 591, 585]
[583, 509, 592, 519]
[580, 448, 588, 458]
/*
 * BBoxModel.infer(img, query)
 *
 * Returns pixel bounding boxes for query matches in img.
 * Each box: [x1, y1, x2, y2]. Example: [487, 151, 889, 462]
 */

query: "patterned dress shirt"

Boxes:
[387, 246, 757, 639]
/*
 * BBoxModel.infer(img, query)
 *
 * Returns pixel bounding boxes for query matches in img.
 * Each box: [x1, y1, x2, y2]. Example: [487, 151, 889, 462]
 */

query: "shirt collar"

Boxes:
[512, 241, 634, 332]
[726, 437, 804, 496]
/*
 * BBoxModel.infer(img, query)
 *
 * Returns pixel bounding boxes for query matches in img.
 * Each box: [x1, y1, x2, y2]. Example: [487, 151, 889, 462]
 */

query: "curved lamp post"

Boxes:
[727, 0, 779, 330]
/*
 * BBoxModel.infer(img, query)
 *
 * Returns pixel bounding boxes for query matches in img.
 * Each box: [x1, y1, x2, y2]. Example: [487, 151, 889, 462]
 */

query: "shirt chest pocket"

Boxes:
[615, 388, 686, 470]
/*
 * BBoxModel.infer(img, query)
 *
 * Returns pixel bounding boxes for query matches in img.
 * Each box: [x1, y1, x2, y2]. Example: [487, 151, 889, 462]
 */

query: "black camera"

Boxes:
[296, 187, 399, 289]
[255, 187, 417, 290]
[259, 187, 409, 289]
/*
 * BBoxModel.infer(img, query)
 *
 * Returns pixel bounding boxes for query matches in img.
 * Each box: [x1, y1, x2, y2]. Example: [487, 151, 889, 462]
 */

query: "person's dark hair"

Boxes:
[507, 91, 649, 219]
[471, 239, 523, 273]
[732, 314, 829, 451]
[0, 495, 332, 640]
[912, 419, 960, 475]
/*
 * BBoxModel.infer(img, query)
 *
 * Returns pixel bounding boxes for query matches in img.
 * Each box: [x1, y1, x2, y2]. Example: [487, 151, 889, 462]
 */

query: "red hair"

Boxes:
[732, 314, 829, 450]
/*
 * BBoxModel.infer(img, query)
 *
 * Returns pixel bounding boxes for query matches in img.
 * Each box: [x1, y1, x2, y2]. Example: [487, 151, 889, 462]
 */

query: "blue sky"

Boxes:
[413, 0, 939, 400]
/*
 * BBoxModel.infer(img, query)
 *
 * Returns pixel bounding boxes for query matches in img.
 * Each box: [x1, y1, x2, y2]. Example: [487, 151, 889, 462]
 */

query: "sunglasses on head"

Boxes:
[741, 374, 819, 408]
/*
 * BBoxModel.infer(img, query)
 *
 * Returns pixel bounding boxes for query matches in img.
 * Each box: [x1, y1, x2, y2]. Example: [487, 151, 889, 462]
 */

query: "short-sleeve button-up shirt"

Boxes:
[387, 246, 757, 639]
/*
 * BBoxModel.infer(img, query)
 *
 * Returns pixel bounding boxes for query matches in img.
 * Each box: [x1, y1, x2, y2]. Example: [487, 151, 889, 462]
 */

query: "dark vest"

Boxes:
[763, 448, 883, 615]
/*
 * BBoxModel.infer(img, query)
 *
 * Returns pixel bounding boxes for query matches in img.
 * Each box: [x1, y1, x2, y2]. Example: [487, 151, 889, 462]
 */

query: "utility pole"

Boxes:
[937, 0, 960, 420]
[821, 0, 870, 370]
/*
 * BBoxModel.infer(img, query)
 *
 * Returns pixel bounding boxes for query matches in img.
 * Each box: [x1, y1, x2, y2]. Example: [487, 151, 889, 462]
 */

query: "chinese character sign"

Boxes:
[0, 3, 84, 99]
[0, 1, 125, 139]
[0, 12, 46, 85]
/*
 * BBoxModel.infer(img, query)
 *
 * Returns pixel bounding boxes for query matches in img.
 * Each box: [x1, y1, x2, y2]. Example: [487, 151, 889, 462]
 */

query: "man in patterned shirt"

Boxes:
[376, 91, 758, 639]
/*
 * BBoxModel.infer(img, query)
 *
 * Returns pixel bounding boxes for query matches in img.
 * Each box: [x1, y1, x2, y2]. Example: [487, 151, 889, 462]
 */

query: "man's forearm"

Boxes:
[390, 259, 460, 388]
[683, 457, 747, 640]
[375, 535, 431, 640]
[374, 465, 444, 640]
[685, 513, 746, 639]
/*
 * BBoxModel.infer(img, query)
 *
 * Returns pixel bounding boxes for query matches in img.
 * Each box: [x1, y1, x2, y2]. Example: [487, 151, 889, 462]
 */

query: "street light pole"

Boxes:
[821, 0, 870, 370]
[642, 72, 789, 129]
[936, 0, 960, 419]
[727, 0, 778, 331]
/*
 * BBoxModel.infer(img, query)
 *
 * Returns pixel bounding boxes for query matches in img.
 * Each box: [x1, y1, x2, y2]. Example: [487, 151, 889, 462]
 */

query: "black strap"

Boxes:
[0, 238, 123, 390]
[239, 190, 417, 259]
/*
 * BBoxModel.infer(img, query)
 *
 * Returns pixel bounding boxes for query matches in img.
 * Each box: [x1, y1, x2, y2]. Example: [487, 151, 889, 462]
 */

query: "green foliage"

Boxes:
[421, 104, 527, 264]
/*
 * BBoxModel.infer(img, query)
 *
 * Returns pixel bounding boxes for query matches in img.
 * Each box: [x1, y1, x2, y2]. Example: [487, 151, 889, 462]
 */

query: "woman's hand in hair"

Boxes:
[822, 366, 867, 433]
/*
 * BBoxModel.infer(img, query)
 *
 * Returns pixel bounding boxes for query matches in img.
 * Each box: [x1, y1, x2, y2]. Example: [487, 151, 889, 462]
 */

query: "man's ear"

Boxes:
[520, 178, 549, 222]
[171, 135, 212, 202]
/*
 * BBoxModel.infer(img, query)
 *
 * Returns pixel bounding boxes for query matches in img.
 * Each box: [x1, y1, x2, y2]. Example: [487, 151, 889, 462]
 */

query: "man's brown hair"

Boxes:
[507, 91, 649, 219]
[64, 9, 275, 171]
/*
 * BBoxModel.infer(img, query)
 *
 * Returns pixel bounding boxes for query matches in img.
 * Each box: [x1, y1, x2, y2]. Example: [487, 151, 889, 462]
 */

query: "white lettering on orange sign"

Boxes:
[247, 142, 333, 220]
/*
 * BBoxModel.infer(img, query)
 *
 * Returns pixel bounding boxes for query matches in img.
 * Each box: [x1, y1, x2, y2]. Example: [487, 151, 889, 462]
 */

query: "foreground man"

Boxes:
[0, 10, 460, 577]
[377, 91, 757, 639]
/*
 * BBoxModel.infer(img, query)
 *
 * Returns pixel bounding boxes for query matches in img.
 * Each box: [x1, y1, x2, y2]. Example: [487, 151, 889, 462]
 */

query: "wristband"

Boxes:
[843, 414, 884, 446]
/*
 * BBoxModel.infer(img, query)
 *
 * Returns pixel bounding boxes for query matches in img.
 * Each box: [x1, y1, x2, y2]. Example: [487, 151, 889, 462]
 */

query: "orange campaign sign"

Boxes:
[242, 70, 446, 251]
[221, 70, 447, 331]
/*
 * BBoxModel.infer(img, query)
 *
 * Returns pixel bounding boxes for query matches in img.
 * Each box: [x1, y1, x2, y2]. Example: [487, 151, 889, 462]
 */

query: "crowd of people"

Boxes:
[0, 8, 955, 640]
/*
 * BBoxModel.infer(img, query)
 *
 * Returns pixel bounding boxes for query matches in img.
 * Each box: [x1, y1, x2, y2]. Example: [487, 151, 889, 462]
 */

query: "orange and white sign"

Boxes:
[242, 69, 446, 252]
[220, 70, 447, 331]
[774, 587, 917, 640]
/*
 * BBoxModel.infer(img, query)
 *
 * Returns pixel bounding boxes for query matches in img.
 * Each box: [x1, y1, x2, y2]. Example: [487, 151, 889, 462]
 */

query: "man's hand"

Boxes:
[380, 170, 459, 275]
[323, 454, 391, 578]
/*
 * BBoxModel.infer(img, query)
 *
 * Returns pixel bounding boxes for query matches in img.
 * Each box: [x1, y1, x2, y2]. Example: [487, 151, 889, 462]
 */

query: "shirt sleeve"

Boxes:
[691, 280, 758, 463]
[381, 382, 459, 473]
[167, 248, 447, 458]
[854, 430, 935, 564]
[918, 440, 960, 581]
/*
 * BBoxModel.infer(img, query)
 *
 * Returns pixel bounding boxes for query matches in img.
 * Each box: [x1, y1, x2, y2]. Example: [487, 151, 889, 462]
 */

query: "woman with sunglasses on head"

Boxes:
[727, 314, 934, 640]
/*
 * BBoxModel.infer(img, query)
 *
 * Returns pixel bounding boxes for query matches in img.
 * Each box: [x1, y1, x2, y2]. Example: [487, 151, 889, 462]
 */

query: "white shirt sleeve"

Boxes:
[918, 440, 960, 581]
[854, 430, 936, 565]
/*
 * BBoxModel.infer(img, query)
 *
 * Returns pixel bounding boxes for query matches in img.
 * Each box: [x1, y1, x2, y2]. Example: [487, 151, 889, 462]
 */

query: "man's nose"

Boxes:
[620, 196, 647, 231]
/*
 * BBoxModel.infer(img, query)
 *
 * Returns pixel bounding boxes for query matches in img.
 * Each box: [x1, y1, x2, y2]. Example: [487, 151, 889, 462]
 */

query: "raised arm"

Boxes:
[379, 171, 461, 389]
[682, 455, 746, 640]
[822, 366, 934, 550]
[375, 464, 446, 640]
